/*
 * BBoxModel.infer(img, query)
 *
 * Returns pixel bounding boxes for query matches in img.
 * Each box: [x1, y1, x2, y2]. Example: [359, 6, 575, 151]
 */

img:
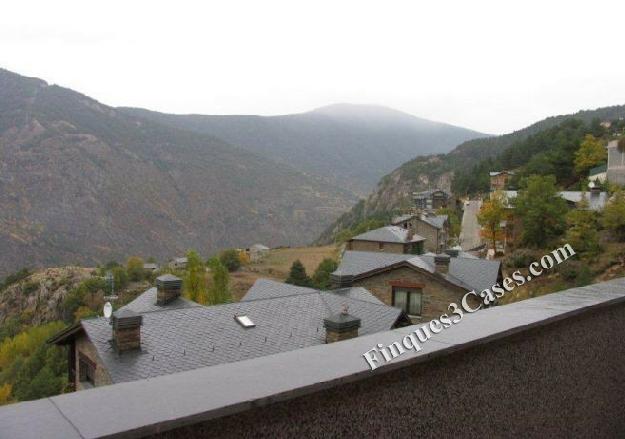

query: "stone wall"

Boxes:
[352, 266, 466, 321]
[75, 335, 112, 390]
[347, 240, 406, 254]
[157, 303, 625, 438]
[412, 220, 440, 252]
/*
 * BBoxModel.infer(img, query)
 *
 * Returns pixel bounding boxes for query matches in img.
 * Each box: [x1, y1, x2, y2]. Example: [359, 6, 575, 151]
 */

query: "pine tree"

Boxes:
[312, 258, 338, 290]
[286, 260, 312, 287]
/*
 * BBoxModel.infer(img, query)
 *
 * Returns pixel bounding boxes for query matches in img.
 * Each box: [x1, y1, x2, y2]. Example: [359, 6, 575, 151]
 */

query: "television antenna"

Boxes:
[104, 271, 119, 301]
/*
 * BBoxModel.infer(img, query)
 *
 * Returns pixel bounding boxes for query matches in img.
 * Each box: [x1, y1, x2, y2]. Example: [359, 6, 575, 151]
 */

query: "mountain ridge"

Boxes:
[0, 68, 354, 276]
[120, 104, 487, 194]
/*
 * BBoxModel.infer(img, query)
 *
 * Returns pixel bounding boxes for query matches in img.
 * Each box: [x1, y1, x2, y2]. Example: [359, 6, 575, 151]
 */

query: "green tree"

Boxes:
[477, 192, 507, 251]
[602, 190, 625, 241]
[436, 207, 461, 240]
[514, 175, 568, 247]
[126, 256, 144, 282]
[574, 134, 606, 175]
[184, 250, 206, 303]
[312, 258, 338, 290]
[286, 260, 312, 287]
[565, 196, 600, 257]
[219, 249, 241, 272]
[207, 258, 231, 305]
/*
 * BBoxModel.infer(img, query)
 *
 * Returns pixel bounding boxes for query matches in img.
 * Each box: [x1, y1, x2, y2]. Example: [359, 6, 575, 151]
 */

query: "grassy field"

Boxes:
[229, 245, 340, 301]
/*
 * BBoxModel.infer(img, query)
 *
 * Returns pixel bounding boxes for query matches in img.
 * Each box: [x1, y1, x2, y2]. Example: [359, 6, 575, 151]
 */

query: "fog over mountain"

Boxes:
[122, 103, 487, 194]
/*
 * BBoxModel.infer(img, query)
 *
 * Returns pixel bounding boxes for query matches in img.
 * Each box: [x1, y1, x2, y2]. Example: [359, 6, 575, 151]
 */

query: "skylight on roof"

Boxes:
[235, 315, 255, 328]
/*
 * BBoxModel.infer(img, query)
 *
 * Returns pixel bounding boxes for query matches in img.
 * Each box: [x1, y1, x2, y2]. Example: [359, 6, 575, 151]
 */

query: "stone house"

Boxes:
[248, 244, 270, 262]
[347, 226, 426, 254]
[409, 213, 449, 253]
[607, 139, 625, 186]
[413, 189, 451, 211]
[49, 277, 407, 389]
[331, 250, 501, 323]
[489, 171, 515, 192]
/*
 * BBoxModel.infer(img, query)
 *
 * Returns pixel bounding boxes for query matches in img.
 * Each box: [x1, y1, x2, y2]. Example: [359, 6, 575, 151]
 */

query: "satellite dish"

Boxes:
[103, 302, 113, 319]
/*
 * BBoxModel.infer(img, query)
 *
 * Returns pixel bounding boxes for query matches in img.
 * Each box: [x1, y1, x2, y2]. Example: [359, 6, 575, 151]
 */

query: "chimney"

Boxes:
[110, 309, 142, 353]
[324, 305, 361, 343]
[434, 254, 450, 274]
[156, 274, 182, 305]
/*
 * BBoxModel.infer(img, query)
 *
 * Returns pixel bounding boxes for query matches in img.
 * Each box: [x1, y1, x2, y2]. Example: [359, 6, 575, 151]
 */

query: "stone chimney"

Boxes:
[324, 305, 361, 343]
[110, 309, 142, 353]
[156, 274, 182, 305]
[434, 254, 450, 274]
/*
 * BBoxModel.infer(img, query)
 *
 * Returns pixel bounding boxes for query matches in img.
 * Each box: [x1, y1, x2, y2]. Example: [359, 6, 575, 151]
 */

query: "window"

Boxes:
[392, 287, 422, 316]
[78, 353, 96, 386]
[235, 315, 255, 328]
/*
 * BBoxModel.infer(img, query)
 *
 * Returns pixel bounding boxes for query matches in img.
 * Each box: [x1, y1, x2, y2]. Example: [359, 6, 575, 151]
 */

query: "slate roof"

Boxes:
[413, 189, 450, 198]
[333, 250, 500, 293]
[489, 170, 515, 176]
[589, 164, 607, 175]
[72, 283, 402, 384]
[418, 214, 447, 229]
[504, 190, 608, 211]
[120, 287, 198, 314]
[351, 226, 425, 244]
[391, 213, 416, 225]
[242, 279, 383, 305]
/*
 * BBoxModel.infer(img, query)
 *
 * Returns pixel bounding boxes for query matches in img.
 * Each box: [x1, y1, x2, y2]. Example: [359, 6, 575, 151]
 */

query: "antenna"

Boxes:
[104, 271, 119, 302]
[103, 302, 113, 319]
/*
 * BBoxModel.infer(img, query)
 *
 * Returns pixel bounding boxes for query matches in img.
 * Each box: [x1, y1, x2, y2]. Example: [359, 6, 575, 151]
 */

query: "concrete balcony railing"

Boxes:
[2, 278, 625, 438]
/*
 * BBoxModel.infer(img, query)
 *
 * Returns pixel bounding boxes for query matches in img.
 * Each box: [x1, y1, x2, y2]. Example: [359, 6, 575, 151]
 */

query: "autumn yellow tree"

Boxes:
[477, 192, 507, 251]
[574, 134, 606, 175]
[0, 383, 11, 405]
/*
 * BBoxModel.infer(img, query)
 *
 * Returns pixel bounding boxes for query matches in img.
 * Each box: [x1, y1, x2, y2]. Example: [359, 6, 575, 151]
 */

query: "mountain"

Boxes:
[121, 103, 487, 194]
[317, 104, 625, 243]
[0, 69, 355, 276]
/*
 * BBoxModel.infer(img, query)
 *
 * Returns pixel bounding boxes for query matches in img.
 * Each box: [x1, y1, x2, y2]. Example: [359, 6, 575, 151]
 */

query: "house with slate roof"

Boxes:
[489, 170, 515, 192]
[347, 225, 426, 254]
[331, 250, 501, 323]
[413, 189, 451, 211]
[49, 276, 408, 390]
[409, 212, 449, 253]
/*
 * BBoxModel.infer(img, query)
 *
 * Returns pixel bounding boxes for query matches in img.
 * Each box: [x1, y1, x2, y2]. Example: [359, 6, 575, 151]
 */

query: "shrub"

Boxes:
[219, 249, 241, 272]
[504, 249, 538, 268]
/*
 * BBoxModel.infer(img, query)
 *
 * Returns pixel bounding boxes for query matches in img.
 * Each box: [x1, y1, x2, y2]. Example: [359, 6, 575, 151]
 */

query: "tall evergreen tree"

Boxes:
[312, 258, 338, 290]
[514, 175, 568, 247]
[286, 260, 312, 287]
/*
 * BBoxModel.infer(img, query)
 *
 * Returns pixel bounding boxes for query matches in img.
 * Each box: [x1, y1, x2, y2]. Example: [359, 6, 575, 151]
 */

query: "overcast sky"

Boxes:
[1, 0, 624, 134]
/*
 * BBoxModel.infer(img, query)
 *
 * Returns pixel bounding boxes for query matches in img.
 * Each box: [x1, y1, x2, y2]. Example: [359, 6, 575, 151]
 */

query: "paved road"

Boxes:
[459, 199, 482, 251]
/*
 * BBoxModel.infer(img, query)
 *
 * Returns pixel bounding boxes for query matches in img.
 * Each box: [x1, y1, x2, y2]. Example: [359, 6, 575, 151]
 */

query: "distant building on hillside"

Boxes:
[413, 189, 450, 211]
[248, 244, 270, 262]
[169, 257, 188, 270]
[489, 171, 515, 192]
[347, 226, 425, 255]
[588, 164, 607, 183]
[143, 263, 159, 273]
[607, 139, 625, 186]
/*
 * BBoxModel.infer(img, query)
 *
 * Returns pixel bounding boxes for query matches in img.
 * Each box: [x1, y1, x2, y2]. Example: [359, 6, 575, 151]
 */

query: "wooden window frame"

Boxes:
[78, 353, 96, 385]
[392, 286, 423, 316]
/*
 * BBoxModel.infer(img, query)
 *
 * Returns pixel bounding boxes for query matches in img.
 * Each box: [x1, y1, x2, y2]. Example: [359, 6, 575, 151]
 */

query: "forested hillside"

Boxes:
[318, 105, 625, 243]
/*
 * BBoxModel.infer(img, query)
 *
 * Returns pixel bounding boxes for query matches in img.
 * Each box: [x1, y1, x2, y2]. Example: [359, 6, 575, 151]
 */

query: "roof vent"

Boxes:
[235, 315, 255, 328]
